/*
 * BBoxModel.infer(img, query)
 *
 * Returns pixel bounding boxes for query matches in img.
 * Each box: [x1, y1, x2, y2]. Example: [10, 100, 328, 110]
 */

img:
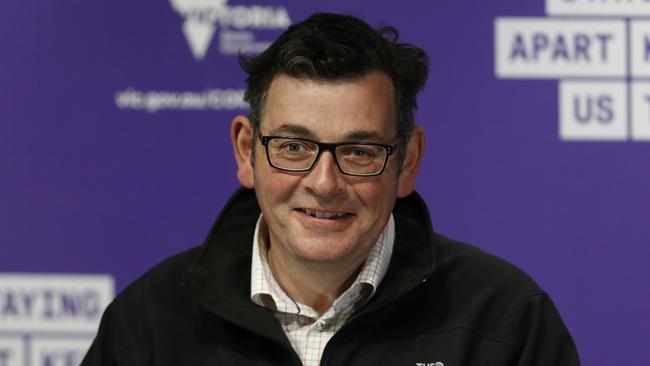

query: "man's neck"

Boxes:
[266, 243, 364, 316]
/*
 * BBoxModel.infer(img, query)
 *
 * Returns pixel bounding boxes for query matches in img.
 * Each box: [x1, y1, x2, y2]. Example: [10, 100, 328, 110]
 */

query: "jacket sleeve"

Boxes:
[495, 293, 581, 366]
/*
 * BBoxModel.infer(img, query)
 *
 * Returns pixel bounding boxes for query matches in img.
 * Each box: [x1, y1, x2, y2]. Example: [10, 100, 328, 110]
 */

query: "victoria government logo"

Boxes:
[495, 0, 650, 141]
[170, 0, 292, 60]
[0, 274, 113, 366]
[114, 0, 291, 113]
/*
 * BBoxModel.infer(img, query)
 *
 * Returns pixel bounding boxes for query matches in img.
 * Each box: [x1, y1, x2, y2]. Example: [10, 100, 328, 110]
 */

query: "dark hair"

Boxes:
[239, 12, 429, 157]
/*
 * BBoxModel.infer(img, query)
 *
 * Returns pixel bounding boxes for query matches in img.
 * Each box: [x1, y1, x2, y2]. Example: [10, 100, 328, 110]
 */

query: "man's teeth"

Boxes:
[303, 209, 347, 219]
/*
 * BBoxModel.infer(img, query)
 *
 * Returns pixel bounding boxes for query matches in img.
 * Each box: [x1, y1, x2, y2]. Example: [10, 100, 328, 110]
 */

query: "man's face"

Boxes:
[235, 72, 419, 270]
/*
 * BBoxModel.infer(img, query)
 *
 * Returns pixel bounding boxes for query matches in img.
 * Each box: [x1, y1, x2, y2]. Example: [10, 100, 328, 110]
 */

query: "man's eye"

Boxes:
[287, 143, 304, 152]
[277, 141, 311, 154]
[352, 149, 370, 157]
[347, 148, 377, 159]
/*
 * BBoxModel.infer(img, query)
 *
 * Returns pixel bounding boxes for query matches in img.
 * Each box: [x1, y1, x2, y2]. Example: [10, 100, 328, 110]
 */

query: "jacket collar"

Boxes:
[182, 187, 437, 342]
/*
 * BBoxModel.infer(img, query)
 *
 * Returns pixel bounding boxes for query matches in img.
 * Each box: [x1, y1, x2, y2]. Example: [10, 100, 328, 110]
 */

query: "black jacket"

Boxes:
[83, 188, 580, 365]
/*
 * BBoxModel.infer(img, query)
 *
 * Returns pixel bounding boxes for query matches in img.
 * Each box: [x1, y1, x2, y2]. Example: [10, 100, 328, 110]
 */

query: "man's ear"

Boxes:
[231, 115, 255, 188]
[397, 125, 425, 198]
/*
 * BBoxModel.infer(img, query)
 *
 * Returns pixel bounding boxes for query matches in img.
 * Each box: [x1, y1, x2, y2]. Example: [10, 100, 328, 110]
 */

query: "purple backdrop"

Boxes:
[1, 0, 648, 364]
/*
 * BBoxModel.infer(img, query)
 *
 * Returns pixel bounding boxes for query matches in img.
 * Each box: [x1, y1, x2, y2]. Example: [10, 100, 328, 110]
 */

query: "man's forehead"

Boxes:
[259, 72, 397, 138]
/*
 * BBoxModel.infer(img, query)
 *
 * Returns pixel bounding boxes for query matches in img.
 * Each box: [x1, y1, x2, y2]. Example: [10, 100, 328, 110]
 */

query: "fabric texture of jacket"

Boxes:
[83, 188, 580, 365]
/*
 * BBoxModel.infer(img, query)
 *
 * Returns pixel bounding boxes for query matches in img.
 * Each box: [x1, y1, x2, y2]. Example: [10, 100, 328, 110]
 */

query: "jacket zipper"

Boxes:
[319, 273, 433, 366]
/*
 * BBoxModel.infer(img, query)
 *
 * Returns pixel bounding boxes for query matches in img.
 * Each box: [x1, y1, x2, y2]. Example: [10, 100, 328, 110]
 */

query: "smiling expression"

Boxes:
[236, 71, 417, 272]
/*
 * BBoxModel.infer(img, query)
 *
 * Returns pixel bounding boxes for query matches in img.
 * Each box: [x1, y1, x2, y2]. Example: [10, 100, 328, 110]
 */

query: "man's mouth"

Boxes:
[297, 208, 351, 219]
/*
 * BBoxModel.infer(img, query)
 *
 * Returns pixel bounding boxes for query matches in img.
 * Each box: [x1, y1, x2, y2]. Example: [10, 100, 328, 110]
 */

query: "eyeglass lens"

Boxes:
[267, 138, 387, 175]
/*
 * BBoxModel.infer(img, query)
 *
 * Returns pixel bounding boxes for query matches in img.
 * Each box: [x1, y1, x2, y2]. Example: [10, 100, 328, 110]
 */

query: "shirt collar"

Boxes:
[250, 214, 395, 316]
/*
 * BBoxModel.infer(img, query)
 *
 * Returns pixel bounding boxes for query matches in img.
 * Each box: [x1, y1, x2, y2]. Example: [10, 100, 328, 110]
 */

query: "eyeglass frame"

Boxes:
[258, 134, 399, 176]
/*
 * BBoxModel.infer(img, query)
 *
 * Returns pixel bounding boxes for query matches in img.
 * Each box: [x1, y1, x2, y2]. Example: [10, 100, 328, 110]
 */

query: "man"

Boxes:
[83, 13, 580, 366]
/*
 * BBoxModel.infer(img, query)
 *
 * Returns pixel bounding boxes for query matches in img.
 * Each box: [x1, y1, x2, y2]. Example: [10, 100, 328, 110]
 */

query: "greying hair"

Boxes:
[239, 12, 429, 158]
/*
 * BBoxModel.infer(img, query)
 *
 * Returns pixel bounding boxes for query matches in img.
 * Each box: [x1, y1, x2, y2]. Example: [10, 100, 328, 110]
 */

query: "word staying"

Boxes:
[0, 288, 102, 320]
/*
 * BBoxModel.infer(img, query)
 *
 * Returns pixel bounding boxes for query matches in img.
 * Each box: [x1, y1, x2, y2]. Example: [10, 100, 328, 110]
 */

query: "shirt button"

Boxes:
[316, 320, 326, 331]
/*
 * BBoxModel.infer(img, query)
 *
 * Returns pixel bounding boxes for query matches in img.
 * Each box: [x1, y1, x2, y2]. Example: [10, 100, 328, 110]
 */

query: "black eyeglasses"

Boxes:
[258, 134, 398, 176]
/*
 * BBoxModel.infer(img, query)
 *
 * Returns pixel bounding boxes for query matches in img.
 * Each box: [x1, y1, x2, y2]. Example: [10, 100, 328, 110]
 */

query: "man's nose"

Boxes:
[302, 151, 346, 199]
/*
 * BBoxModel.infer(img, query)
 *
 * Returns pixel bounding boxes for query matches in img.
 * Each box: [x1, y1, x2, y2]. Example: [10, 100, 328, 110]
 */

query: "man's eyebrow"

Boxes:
[269, 124, 386, 142]
[343, 130, 384, 142]
[269, 124, 315, 138]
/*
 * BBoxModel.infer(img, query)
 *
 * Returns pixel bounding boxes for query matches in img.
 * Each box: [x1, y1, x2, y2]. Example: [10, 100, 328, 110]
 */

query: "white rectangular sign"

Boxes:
[495, 18, 626, 78]
[0, 273, 114, 332]
[31, 338, 94, 366]
[559, 80, 628, 140]
[547, 0, 650, 16]
[631, 82, 650, 140]
[631, 20, 650, 78]
[0, 337, 23, 366]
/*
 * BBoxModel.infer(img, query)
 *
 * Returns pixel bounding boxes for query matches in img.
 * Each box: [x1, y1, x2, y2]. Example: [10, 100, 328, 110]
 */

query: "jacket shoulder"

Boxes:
[431, 236, 580, 363]
[432, 234, 547, 338]
[436, 234, 542, 294]
[98, 246, 203, 350]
